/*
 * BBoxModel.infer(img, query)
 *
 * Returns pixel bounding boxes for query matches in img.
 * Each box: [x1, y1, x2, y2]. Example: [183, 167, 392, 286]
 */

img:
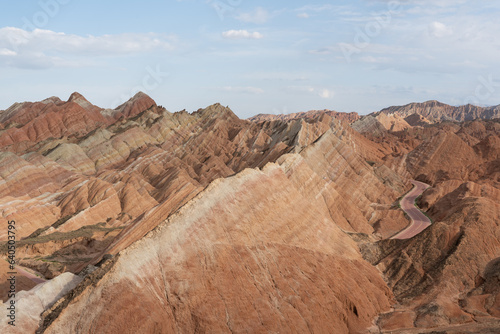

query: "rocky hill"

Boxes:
[359, 118, 500, 332]
[1, 94, 499, 333]
[0, 93, 411, 334]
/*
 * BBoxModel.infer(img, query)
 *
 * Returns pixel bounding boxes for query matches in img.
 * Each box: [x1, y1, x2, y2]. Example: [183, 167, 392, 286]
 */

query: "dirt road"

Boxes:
[392, 180, 431, 240]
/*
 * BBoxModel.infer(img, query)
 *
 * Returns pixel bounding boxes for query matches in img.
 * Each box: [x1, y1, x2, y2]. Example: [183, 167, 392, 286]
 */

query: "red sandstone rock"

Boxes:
[1, 93, 498, 333]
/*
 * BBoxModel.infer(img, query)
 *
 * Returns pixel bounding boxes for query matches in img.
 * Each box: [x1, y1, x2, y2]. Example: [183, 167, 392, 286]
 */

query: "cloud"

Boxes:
[222, 30, 263, 39]
[295, 5, 334, 13]
[235, 7, 270, 24]
[359, 55, 391, 63]
[244, 71, 309, 82]
[0, 48, 16, 56]
[319, 89, 334, 99]
[288, 86, 335, 98]
[297, 13, 310, 19]
[222, 86, 264, 94]
[0, 27, 176, 69]
[428, 21, 453, 38]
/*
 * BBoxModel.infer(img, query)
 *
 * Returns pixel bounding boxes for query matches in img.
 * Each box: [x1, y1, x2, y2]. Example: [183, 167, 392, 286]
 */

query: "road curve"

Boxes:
[391, 180, 431, 240]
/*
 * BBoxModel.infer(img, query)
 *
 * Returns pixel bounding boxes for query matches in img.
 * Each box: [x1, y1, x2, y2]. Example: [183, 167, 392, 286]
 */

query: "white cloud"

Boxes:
[359, 55, 391, 63]
[429, 21, 453, 38]
[222, 30, 263, 40]
[222, 86, 264, 94]
[236, 7, 270, 24]
[288, 86, 335, 99]
[0, 27, 175, 54]
[295, 4, 334, 12]
[297, 13, 310, 19]
[288, 86, 315, 93]
[0, 27, 176, 69]
[244, 71, 309, 82]
[319, 89, 334, 99]
[0, 48, 16, 56]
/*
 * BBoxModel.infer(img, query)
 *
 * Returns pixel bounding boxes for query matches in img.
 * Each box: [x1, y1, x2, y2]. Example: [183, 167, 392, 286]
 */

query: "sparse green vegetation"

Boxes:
[0, 223, 123, 254]
[51, 211, 82, 229]
[24, 226, 50, 239]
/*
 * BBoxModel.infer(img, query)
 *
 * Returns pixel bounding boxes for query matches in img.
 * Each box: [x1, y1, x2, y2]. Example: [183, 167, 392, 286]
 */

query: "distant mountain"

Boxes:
[0, 92, 157, 150]
[379, 100, 500, 122]
[248, 109, 361, 124]
[352, 100, 500, 135]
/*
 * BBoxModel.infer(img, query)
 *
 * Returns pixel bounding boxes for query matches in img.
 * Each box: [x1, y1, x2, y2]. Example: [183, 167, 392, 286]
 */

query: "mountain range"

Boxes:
[0, 93, 499, 334]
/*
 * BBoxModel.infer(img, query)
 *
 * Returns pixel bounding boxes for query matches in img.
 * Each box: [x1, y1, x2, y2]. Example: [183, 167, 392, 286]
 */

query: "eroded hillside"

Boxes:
[1, 95, 498, 333]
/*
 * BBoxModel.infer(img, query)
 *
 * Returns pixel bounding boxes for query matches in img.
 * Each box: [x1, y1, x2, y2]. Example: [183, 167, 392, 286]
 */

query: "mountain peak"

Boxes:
[195, 103, 239, 120]
[41, 96, 63, 105]
[68, 92, 86, 102]
[67, 92, 101, 112]
[131, 91, 150, 99]
[114, 91, 156, 118]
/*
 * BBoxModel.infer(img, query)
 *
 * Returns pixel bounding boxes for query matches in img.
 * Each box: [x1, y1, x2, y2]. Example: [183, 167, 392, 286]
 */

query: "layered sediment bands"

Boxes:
[352, 113, 411, 136]
[0, 151, 59, 198]
[45, 143, 96, 175]
[41, 165, 394, 334]
[373, 182, 500, 329]
[93, 112, 403, 262]
[1, 93, 402, 284]
[357, 120, 500, 332]
[112, 91, 157, 119]
[10, 92, 496, 333]
[374, 120, 500, 187]
[405, 131, 477, 184]
[284, 129, 405, 234]
[0, 102, 109, 152]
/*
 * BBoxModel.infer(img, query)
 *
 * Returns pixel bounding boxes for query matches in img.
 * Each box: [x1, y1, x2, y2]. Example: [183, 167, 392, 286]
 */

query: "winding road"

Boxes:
[391, 180, 431, 240]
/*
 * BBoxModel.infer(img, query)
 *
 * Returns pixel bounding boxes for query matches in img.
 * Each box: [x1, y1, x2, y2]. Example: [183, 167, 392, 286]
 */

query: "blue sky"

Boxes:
[0, 0, 499, 118]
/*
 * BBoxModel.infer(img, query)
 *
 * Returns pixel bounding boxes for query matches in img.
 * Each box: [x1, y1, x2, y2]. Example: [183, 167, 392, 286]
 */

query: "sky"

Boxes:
[0, 0, 499, 118]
